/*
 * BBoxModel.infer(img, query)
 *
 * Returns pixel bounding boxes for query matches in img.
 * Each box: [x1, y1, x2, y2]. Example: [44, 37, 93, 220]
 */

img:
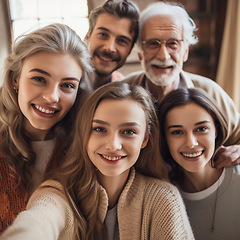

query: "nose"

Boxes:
[42, 85, 60, 103]
[104, 38, 117, 53]
[186, 133, 198, 148]
[105, 133, 122, 151]
[155, 43, 171, 61]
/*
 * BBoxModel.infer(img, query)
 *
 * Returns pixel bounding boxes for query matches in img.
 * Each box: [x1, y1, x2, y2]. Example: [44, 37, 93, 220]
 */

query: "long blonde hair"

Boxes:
[0, 23, 93, 190]
[54, 82, 168, 239]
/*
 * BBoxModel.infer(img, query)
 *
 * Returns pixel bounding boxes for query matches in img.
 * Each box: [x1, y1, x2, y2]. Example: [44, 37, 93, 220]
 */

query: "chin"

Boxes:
[147, 73, 176, 86]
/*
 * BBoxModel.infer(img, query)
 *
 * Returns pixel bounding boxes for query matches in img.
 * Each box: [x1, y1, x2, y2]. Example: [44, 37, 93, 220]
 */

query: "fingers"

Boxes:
[214, 145, 240, 168]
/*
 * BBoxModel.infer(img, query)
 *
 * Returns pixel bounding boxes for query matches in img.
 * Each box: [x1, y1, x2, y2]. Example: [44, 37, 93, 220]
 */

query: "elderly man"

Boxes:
[85, 0, 139, 89]
[124, 1, 240, 168]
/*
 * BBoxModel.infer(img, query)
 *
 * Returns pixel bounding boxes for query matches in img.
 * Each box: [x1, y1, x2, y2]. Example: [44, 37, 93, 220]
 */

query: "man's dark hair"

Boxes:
[88, 0, 139, 47]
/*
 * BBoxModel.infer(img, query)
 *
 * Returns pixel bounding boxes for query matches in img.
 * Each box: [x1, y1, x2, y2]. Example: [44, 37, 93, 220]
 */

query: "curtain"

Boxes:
[216, 0, 240, 111]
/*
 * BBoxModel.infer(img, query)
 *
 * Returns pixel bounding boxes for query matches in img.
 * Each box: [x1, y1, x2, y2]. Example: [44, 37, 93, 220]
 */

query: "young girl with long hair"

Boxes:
[0, 23, 93, 231]
[1, 82, 194, 239]
[158, 88, 240, 239]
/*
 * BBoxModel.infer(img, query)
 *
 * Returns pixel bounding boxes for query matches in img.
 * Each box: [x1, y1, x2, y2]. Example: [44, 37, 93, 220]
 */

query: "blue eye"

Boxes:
[98, 32, 108, 39]
[32, 76, 45, 82]
[123, 129, 136, 135]
[93, 127, 106, 132]
[62, 83, 75, 89]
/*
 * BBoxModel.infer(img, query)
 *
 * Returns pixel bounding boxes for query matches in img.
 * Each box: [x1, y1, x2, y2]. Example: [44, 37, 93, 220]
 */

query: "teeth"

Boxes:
[102, 154, 122, 161]
[182, 152, 202, 158]
[99, 56, 113, 62]
[34, 105, 55, 114]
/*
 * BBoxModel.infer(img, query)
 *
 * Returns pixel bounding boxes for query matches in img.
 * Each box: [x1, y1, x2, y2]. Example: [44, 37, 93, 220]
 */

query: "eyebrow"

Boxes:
[92, 119, 141, 127]
[167, 120, 211, 129]
[29, 68, 81, 82]
[96, 27, 132, 43]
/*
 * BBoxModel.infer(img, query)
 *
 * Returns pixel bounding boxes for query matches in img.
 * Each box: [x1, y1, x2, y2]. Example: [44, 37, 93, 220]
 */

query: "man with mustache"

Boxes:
[123, 2, 240, 168]
[85, 0, 139, 89]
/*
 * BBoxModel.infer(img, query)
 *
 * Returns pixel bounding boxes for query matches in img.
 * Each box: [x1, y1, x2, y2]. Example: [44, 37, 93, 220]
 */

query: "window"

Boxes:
[8, 0, 89, 40]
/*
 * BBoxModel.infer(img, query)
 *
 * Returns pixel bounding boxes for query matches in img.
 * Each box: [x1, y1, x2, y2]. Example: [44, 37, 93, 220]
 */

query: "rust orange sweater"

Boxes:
[0, 160, 28, 232]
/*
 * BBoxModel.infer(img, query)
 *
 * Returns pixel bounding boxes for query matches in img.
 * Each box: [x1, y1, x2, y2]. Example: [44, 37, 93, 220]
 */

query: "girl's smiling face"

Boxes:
[87, 98, 149, 179]
[15, 51, 82, 140]
[165, 102, 217, 173]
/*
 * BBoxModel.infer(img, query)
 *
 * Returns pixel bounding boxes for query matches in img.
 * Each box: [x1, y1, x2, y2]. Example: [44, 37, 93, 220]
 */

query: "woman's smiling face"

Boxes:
[15, 51, 82, 140]
[87, 98, 149, 179]
[165, 102, 217, 173]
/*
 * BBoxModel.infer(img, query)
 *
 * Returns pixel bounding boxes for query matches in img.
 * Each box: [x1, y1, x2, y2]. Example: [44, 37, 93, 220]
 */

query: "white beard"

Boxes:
[142, 58, 183, 87]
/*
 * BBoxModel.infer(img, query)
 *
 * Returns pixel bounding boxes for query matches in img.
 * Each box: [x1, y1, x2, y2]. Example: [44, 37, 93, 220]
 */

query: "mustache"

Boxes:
[94, 50, 120, 62]
[148, 59, 176, 67]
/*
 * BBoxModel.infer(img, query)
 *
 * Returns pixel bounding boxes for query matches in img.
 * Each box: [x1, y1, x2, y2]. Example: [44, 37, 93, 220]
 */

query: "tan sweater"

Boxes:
[1, 168, 194, 239]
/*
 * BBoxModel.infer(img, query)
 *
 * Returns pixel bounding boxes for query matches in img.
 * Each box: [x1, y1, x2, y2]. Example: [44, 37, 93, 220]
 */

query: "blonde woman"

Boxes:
[0, 23, 93, 231]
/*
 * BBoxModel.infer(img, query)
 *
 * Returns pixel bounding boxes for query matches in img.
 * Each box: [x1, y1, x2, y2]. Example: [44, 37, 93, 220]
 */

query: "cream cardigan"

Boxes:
[1, 168, 194, 239]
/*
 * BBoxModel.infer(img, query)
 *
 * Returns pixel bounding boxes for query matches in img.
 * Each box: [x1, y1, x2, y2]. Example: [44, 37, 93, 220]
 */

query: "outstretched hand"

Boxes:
[214, 145, 240, 168]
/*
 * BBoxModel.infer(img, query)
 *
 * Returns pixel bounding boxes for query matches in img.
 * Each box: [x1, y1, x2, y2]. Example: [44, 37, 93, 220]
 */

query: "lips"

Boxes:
[32, 104, 59, 115]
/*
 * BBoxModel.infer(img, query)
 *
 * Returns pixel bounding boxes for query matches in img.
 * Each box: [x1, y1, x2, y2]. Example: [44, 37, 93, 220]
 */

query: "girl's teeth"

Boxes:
[102, 155, 122, 161]
[35, 105, 55, 114]
[182, 152, 202, 158]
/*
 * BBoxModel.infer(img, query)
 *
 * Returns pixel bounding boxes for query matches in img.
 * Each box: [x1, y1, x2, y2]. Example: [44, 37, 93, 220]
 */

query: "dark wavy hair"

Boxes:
[88, 0, 139, 47]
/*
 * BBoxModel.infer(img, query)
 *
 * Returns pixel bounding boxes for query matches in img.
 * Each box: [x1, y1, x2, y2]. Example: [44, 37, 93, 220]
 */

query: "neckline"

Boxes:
[180, 168, 226, 201]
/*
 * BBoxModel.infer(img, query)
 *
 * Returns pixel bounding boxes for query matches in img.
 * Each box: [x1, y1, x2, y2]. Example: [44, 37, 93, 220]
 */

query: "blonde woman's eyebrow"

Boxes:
[29, 68, 80, 82]
[92, 119, 110, 126]
[195, 120, 211, 126]
[92, 119, 141, 127]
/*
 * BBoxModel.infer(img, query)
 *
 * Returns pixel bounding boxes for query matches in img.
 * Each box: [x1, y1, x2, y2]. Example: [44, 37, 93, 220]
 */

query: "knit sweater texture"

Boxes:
[0, 160, 28, 232]
[0, 168, 194, 239]
[0, 139, 56, 232]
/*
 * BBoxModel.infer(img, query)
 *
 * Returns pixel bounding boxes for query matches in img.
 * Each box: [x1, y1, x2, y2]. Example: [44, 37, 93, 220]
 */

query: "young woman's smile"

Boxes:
[87, 98, 149, 178]
[15, 51, 82, 140]
[165, 103, 217, 173]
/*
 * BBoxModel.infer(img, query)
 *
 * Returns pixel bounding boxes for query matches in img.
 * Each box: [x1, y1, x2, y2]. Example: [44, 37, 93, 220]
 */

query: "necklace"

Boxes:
[210, 178, 220, 232]
[211, 179, 220, 232]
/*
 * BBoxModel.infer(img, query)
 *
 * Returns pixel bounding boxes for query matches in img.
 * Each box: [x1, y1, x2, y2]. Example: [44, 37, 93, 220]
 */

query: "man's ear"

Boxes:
[84, 30, 90, 44]
[138, 51, 143, 61]
[183, 46, 189, 62]
[141, 133, 149, 149]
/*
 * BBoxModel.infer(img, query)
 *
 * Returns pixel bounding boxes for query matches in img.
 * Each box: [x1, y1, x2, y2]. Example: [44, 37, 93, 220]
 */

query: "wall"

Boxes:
[87, 0, 226, 80]
[0, 1, 9, 85]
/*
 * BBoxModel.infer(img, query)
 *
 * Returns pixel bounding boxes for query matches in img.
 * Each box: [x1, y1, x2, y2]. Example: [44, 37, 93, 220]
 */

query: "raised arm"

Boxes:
[0, 180, 74, 240]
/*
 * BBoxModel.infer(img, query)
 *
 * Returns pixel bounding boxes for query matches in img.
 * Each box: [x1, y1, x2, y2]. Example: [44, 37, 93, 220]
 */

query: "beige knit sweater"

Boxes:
[1, 168, 194, 239]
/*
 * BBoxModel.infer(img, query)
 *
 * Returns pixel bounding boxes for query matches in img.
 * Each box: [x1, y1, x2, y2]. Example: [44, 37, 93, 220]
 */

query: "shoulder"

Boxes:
[183, 71, 237, 110]
[121, 70, 145, 86]
[231, 165, 240, 176]
[183, 71, 227, 94]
